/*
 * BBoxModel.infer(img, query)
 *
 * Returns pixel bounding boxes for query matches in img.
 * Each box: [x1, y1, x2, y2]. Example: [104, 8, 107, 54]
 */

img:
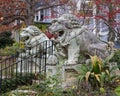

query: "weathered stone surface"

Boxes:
[49, 13, 112, 65]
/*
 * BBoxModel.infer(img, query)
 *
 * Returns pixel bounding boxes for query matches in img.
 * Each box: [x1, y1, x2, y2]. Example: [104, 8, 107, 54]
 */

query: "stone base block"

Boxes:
[46, 64, 81, 89]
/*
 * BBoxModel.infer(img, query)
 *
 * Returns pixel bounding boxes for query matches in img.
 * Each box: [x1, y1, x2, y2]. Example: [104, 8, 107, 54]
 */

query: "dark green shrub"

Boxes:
[0, 73, 35, 94]
[110, 50, 120, 69]
[0, 31, 14, 48]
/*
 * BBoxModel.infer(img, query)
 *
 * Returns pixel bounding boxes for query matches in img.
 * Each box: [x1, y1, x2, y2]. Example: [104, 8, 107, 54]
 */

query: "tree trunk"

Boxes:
[25, 15, 34, 26]
[108, 28, 115, 42]
[107, 3, 115, 42]
[24, 1, 35, 27]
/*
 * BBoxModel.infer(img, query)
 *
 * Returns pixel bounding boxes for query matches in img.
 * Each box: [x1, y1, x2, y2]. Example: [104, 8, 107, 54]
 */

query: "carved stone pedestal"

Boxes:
[46, 63, 81, 89]
[61, 64, 80, 89]
[46, 64, 57, 77]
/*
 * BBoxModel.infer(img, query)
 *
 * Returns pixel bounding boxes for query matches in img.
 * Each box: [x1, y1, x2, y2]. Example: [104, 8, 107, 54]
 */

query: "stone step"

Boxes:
[12, 90, 37, 95]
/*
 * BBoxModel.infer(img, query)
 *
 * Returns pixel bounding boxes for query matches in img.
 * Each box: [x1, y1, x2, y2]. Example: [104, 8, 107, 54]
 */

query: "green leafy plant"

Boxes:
[1, 73, 35, 94]
[76, 55, 120, 95]
[76, 55, 104, 89]
[110, 49, 120, 69]
[0, 41, 24, 56]
[31, 60, 65, 96]
[75, 64, 91, 83]
[115, 86, 120, 96]
[30, 74, 63, 96]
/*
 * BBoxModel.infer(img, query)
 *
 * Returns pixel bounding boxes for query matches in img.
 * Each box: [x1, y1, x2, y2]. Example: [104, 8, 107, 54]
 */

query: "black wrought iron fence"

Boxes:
[0, 40, 54, 94]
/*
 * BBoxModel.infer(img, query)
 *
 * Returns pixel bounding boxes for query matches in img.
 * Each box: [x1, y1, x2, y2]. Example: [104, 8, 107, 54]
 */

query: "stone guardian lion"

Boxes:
[49, 14, 112, 65]
[17, 25, 57, 72]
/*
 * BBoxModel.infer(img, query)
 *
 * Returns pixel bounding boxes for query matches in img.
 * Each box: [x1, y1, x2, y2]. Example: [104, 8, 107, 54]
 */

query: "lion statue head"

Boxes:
[20, 25, 41, 42]
[49, 14, 81, 39]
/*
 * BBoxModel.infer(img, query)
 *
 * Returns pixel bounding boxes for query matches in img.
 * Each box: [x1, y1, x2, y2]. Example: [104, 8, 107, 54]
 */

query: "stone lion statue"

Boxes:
[18, 25, 57, 71]
[20, 25, 57, 58]
[49, 14, 113, 65]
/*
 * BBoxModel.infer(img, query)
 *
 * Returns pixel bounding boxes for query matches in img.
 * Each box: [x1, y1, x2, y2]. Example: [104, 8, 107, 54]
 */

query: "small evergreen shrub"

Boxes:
[0, 73, 35, 94]
[0, 31, 14, 48]
[110, 50, 120, 69]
